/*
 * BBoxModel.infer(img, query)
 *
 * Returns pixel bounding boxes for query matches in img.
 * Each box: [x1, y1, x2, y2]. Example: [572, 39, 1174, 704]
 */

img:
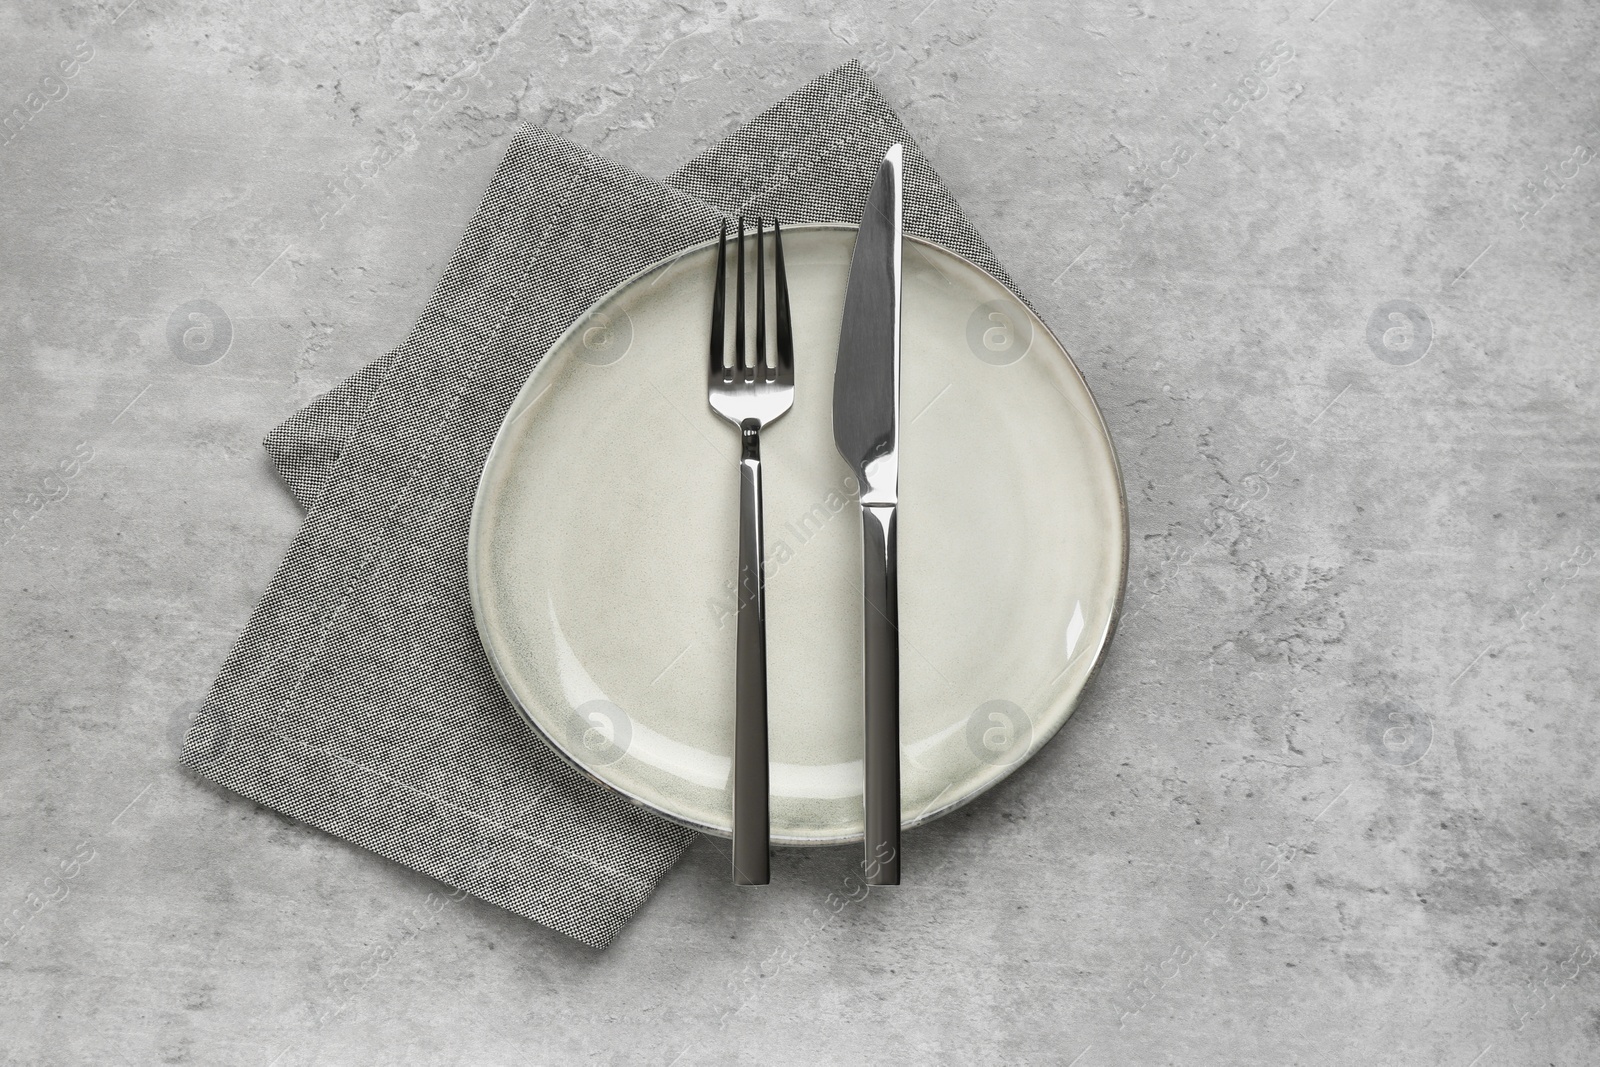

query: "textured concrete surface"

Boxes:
[3, 0, 1599, 1064]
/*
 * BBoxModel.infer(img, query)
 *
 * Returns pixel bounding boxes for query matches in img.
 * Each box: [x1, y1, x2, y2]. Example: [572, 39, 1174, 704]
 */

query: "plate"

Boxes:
[469, 224, 1126, 845]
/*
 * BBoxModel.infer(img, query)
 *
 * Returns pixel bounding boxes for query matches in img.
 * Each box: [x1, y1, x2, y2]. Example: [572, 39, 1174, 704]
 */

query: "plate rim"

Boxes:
[468, 221, 1130, 845]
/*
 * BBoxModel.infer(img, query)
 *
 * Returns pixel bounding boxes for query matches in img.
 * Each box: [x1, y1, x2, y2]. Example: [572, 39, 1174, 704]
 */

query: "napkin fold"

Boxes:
[189, 61, 1026, 948]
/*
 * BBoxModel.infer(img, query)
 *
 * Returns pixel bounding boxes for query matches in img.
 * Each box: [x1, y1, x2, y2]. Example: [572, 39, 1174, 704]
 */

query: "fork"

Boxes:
[707, 216, 795, 886]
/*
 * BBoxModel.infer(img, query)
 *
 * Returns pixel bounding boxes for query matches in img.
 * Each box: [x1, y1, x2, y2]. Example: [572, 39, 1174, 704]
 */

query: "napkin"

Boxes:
[185, 61, 1026, 948]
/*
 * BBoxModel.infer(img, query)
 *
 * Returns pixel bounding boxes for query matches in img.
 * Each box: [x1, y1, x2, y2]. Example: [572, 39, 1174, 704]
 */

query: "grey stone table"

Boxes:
[3, 1, 1597, 1064]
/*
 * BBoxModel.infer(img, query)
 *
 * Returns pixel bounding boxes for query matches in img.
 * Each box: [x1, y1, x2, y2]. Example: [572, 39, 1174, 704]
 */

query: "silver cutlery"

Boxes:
[708, 216, 795, 886]
[833, 146, 904, 885]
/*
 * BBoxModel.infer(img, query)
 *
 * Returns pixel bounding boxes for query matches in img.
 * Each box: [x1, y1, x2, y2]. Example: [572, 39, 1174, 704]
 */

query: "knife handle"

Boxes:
[733, 419, 770, 886]
[860, 503, 901, 885]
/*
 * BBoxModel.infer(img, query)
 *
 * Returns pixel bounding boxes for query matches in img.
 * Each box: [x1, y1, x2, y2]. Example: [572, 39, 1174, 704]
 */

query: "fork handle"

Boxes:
[860, 502, 901, 885]
[733, 418, 770, 886]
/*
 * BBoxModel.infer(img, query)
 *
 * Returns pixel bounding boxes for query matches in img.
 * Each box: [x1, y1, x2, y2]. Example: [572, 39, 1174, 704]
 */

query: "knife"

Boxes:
[833, 144, 903, 885]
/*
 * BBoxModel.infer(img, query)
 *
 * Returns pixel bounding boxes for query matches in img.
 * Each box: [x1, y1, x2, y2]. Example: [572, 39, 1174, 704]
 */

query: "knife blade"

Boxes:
[832, 144, 903, 885]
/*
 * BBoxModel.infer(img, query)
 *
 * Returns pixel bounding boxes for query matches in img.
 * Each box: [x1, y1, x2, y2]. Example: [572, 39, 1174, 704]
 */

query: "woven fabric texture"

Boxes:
[192, 61, 1025, 949]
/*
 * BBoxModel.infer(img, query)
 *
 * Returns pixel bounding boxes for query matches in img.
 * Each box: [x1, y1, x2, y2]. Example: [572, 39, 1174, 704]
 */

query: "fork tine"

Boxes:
[710, 217, 728, 381]
[735, 216, 747, 380]
[755, 218, 767, 381]
[773, 218, 794, 385]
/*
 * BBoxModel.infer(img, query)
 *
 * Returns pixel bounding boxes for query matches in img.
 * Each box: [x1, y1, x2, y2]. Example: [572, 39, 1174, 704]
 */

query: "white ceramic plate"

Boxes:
[469, 224, 1126, 845]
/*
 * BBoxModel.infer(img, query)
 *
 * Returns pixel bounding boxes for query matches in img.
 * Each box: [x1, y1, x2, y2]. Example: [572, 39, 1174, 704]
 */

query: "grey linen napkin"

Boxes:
[186, 61, 1025, 949]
